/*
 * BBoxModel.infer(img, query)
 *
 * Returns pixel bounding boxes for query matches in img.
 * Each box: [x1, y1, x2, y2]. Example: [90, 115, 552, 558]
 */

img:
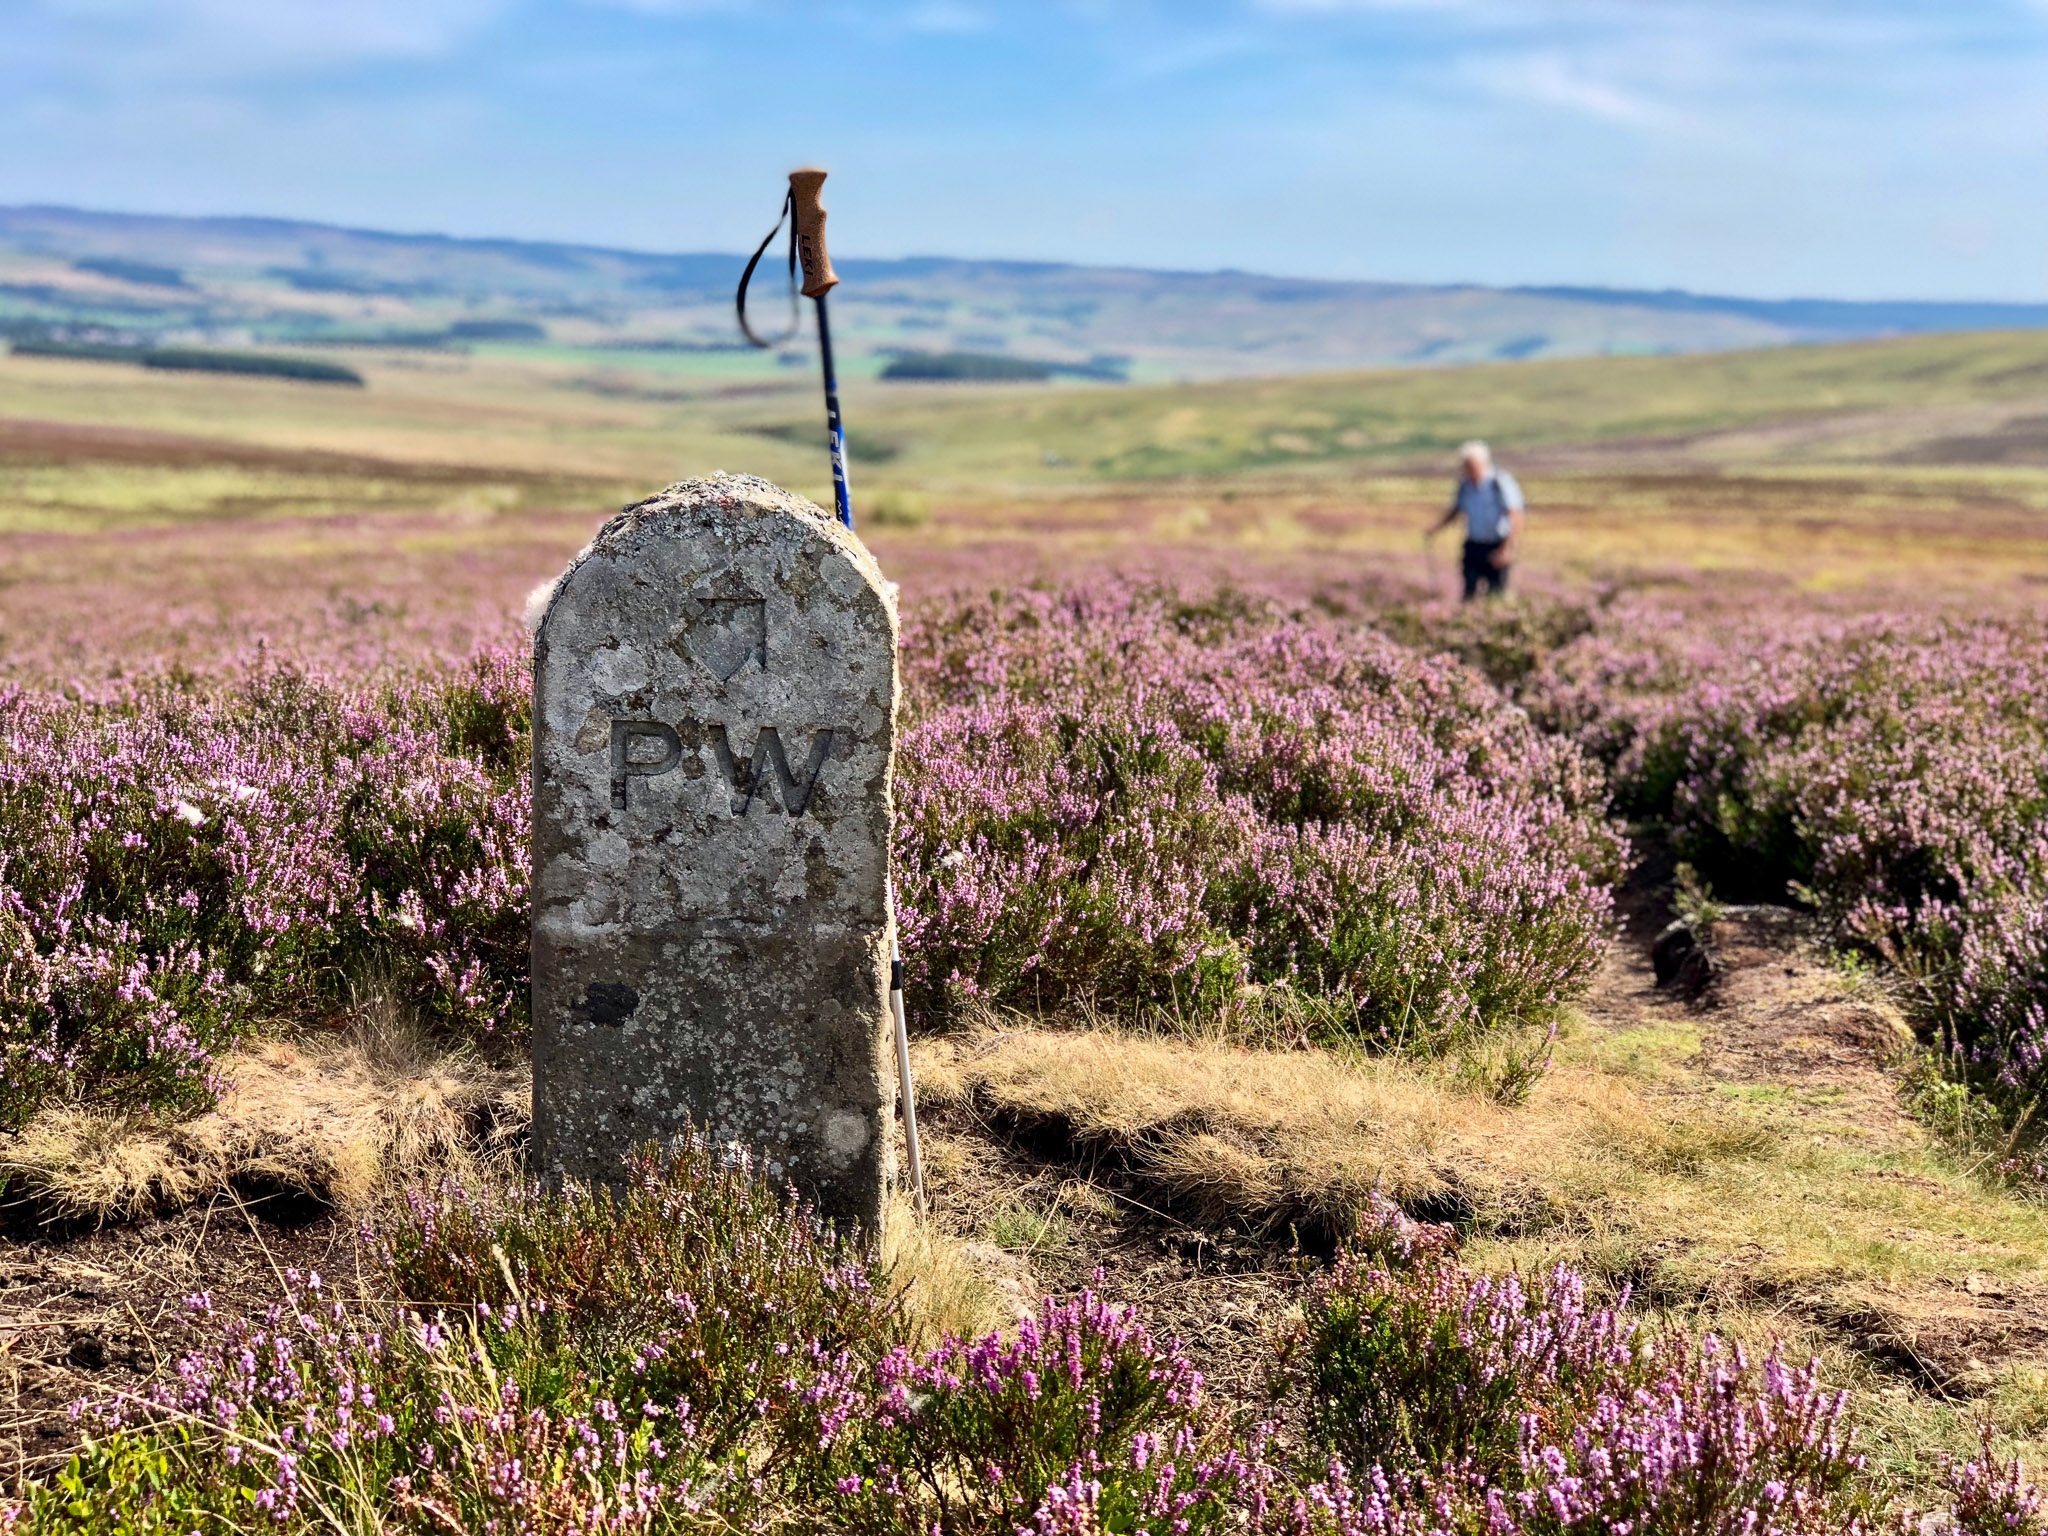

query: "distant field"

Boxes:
[13, 323, 2048, 479]
[14, 204, 2048, 384]
[2, 328, 2047, 676]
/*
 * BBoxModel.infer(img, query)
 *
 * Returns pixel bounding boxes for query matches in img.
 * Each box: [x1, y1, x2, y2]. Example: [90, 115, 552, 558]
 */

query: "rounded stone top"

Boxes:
[535, 474, 891, 643]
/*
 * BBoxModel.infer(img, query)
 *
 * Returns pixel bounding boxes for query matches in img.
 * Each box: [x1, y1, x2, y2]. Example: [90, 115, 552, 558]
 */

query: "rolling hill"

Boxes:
[6, 205, 2048, 384]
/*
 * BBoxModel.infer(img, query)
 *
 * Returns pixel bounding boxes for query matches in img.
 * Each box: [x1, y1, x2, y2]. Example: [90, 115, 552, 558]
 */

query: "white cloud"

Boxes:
[1235, 0, 2028, 143]
[1477, 50, 1692, 130]
[4, 0, 2044, 299]
[16, 0, 508, 79]
[901, 1, 992, 33]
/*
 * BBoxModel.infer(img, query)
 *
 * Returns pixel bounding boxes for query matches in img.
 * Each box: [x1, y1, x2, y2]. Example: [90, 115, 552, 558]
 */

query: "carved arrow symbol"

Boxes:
[679, 579, 767, 682]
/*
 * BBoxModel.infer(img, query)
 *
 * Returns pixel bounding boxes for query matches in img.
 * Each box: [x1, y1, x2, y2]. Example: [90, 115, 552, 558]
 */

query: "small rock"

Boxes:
[1652, 921, 1713, 994]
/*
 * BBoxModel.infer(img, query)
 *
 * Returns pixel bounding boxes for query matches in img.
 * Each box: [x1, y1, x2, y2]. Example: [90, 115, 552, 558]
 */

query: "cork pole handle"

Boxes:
[788, 168, 839, 299]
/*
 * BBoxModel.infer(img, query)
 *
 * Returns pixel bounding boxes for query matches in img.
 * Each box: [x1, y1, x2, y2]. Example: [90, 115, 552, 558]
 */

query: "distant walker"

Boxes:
[1425, 441, 1525, 600]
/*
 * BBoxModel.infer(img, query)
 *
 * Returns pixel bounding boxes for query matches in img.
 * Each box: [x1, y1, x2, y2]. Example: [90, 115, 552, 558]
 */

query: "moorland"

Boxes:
[12, 203, 2048, 382]
[1, 322, 2047, 1532]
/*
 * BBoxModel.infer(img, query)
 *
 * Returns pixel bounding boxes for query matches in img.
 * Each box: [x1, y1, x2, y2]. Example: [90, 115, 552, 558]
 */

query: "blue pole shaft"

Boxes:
[815, 293, 853, 529]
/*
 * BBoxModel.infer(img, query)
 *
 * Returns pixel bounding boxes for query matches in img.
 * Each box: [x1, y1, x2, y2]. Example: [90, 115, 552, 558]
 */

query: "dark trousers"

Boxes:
[1462, 539, 1510, 600]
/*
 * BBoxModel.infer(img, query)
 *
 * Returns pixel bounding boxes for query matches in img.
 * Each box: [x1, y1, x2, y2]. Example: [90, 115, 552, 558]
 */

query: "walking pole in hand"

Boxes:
[736, 169, 927, 1216]
[1423, 529, 1445, 601]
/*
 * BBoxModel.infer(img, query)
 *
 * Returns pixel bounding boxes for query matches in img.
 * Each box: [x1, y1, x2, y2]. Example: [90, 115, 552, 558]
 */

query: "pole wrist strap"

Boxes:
[735, 190, 801, 349]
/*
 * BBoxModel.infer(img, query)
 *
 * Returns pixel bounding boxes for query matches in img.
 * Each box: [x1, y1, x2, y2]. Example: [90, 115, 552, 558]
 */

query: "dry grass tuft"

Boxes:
[911, 1013, 2048, 1308]
[1, 1016, 527, 1225]
[881, 1193, 1033, 1348]
[910, 1007, 2048, 1491]
[913, 1021, 1636, 1245]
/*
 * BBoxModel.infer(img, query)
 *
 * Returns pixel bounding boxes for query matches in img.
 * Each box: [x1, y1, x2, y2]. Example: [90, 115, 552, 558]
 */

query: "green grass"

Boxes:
[813, 328, 2048, 487]
[986, 1201, 1071, 1255]
[7, 326, 2048, 501]
[13, 327, 2048, 491]
[6, 326, 2048, 601]
[0, 462, 545, 533]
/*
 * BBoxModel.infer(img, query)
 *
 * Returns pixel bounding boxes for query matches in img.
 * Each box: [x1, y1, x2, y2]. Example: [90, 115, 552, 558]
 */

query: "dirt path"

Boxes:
[1691, 912, 1923, 1145]
[1580, 899, 2048, 1396]
[1580, 898, 1922, 1148]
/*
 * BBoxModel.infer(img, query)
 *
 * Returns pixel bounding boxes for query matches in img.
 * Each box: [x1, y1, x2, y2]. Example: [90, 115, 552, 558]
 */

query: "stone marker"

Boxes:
[531, 473, 898, 1232]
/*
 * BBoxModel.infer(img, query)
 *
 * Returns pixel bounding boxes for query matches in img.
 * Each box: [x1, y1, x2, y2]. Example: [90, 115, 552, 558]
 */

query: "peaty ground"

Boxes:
[10, 876, 2046, 1499]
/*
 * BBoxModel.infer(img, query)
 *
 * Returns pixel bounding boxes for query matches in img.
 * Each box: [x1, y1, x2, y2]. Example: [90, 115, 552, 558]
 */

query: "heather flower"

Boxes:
[1282, 1225, 1876, 1536]
[814, 1284, 1249, 1535]
[1289, 1225, 1641, 1479]
[1940, 1428, 2045, 1536]
[4, 583, 1619, 1127]
[0, 652, 531, 1126]
[37, 1141, 1903, 1536]
[1526, 603, 2048, 1136]
[1505, 1337, 1872, 1536]
[896, 582, 1619, 1051]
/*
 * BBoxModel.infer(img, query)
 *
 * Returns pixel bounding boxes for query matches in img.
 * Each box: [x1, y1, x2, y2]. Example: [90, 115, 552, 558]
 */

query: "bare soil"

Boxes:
[1688, 920, 2048, 1393]
[1581, 872, 2048, 1395]
[0, 1193, 363, 1486]
[914, 1094, 1305, 1420]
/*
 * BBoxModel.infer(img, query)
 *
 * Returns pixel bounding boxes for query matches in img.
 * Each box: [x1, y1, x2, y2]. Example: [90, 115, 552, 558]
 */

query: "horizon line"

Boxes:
[7, 202, 2048, 315]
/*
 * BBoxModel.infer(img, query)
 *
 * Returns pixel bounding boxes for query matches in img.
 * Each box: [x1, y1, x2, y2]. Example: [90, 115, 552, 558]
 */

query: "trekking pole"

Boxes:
[737, 171, 926, 1216]
[1422, 530, 1447, 602]
[734, 169, 853, 529]
[789, 170, 855, 532]
[888, 878, 927, 1217]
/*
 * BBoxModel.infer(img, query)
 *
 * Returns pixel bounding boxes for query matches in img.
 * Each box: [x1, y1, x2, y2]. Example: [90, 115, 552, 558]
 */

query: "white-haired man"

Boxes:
[1425, 441, 1525, 600]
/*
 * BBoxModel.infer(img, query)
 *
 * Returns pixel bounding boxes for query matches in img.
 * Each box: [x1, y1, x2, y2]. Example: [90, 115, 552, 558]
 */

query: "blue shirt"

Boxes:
[1454, 470, 1523, 543]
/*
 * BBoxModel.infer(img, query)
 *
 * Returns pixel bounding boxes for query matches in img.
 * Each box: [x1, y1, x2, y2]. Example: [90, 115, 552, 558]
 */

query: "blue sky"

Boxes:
[6, 1, 2046, 299]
